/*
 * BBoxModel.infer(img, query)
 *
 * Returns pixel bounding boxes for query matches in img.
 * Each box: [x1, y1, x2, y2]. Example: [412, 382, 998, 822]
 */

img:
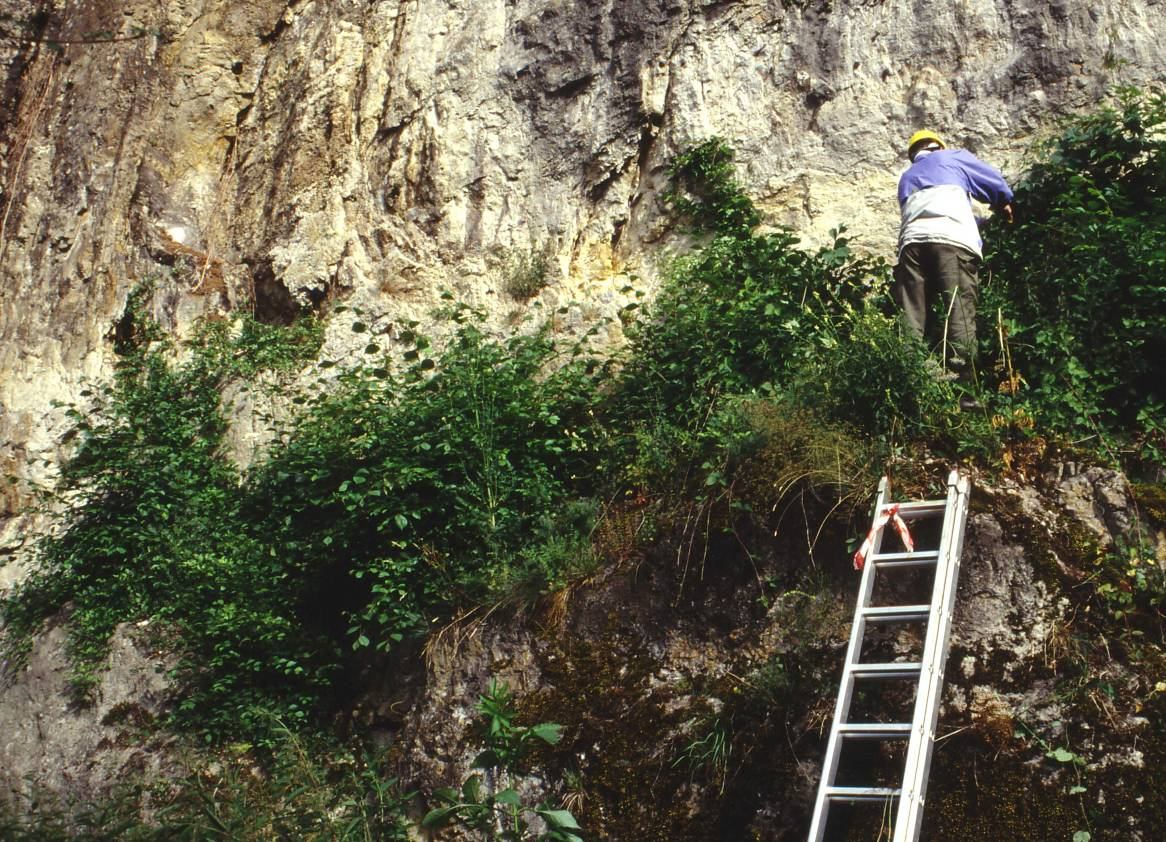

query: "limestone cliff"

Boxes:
[2, 1, 1166, 838]
[2, 0, 1164, 536]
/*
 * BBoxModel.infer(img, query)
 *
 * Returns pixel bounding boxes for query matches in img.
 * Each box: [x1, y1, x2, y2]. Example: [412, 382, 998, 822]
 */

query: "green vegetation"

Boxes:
[422, 681, 582, 841]
[3, 295, 606, 745]
[0, 728, 412, 840]
[2, 288, 328, 741]
[253, 303, 607, 665]
[1, 88, 1164, 838]
[626, 139, 941, 436]
[673, 717, 732, 794]
[983, 87, 1166, 460]
[502, 246, 553, 302]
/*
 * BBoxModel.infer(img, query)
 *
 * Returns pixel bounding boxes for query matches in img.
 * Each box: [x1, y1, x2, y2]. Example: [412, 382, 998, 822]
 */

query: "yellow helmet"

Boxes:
[907, 130, 945, 159]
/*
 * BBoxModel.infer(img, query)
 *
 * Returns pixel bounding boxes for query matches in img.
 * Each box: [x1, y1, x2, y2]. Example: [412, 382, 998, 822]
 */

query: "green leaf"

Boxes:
[461, 776, 482, 802]
[494, 788, 521, 807]
[1048, 747, 1077, 763]
[472, 749, 501, 769]
[538, 808, 581, 830]
[529, 722, 563, 745]
[1072, 832, 1091, 842]
[421, 805, 464, 828]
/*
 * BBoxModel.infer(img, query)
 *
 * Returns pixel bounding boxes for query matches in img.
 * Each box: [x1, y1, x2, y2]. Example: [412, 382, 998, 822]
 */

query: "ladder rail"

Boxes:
[807, 477, 890, 842]
[894, 471, 971, 842]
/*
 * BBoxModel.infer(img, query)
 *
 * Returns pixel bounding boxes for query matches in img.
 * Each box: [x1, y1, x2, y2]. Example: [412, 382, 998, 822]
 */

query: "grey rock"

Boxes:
[1053, 463, 1133, 544]
[0, 619, 176, 808]
[953, 511, 1062, 681]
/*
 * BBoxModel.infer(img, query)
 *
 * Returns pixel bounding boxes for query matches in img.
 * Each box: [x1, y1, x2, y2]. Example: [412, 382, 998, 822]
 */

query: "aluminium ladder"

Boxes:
[808, 470, 971, 842]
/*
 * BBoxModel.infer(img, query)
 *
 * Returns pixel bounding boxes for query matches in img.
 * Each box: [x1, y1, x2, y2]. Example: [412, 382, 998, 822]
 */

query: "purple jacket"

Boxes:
[897, 149, 1014, 257]
[898, 149, 1014, 208]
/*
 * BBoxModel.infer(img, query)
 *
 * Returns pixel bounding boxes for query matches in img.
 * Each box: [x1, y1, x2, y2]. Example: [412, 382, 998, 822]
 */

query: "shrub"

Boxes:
[982, 86, 1166, 454]
[1, 291, 337, 742]
[664, 138, 761, 236]
[502, 246, 553, 302]
[613, 136, 930, 487]
[2, 294, 609, 742]
[787, 301, 956, 440]
[249, 307, 609, 660]
[2, 290, 329, 704]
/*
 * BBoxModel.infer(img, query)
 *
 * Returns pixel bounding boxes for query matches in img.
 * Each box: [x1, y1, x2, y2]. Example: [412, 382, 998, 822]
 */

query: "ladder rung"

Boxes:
[837, 723, 912, 739]
[870, 550, 939, 568]
[848, 662, 922, 679]
[882, 500, 945, 518]
[826, 786, 902, 802]
[861, 604, 931, 623]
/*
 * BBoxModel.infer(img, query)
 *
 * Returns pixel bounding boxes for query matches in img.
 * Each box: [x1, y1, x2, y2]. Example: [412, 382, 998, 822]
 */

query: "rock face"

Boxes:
[372, 467, 1160, 840]
[2, 0, 1166, 832]
[2, 0, 1166, 532]
[0, 619, 175, 808]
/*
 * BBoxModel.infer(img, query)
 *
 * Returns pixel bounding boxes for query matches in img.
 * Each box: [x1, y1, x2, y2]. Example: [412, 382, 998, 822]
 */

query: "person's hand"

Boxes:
[1001, 203, 1014, 224]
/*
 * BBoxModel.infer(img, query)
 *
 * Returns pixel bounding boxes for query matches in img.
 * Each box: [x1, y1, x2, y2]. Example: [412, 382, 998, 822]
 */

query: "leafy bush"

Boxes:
[250, 306, 608, 658]
[983, 86, 1166, 452]
[2, 295, 610, 742]
[664, 138, 761, 236]
[1, 290, 331, 741]
[1093, 537, 1165, 626]
[614, 136, 942, 488]
[503, 246, 553, 302]
[787, 301, 956, 440]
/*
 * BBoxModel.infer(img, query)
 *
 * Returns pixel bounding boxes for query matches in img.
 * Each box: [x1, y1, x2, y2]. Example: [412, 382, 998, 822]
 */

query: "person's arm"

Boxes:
[956, 150, 1014, 211]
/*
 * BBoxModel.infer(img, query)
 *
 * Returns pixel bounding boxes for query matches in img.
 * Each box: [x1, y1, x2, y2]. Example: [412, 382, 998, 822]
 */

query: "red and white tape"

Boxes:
[853, 503, 914, 570]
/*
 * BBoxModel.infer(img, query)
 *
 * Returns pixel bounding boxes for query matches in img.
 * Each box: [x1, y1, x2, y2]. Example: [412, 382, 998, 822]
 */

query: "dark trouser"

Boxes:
[893, 242, 979, 373]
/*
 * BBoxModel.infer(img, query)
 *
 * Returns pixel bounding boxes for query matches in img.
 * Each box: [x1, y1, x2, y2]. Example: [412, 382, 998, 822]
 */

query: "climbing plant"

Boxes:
[0, 287, 333, 742]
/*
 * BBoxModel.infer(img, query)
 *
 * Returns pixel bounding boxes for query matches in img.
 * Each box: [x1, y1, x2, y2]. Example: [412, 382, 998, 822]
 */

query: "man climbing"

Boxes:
[894, 130, 1014, 405]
